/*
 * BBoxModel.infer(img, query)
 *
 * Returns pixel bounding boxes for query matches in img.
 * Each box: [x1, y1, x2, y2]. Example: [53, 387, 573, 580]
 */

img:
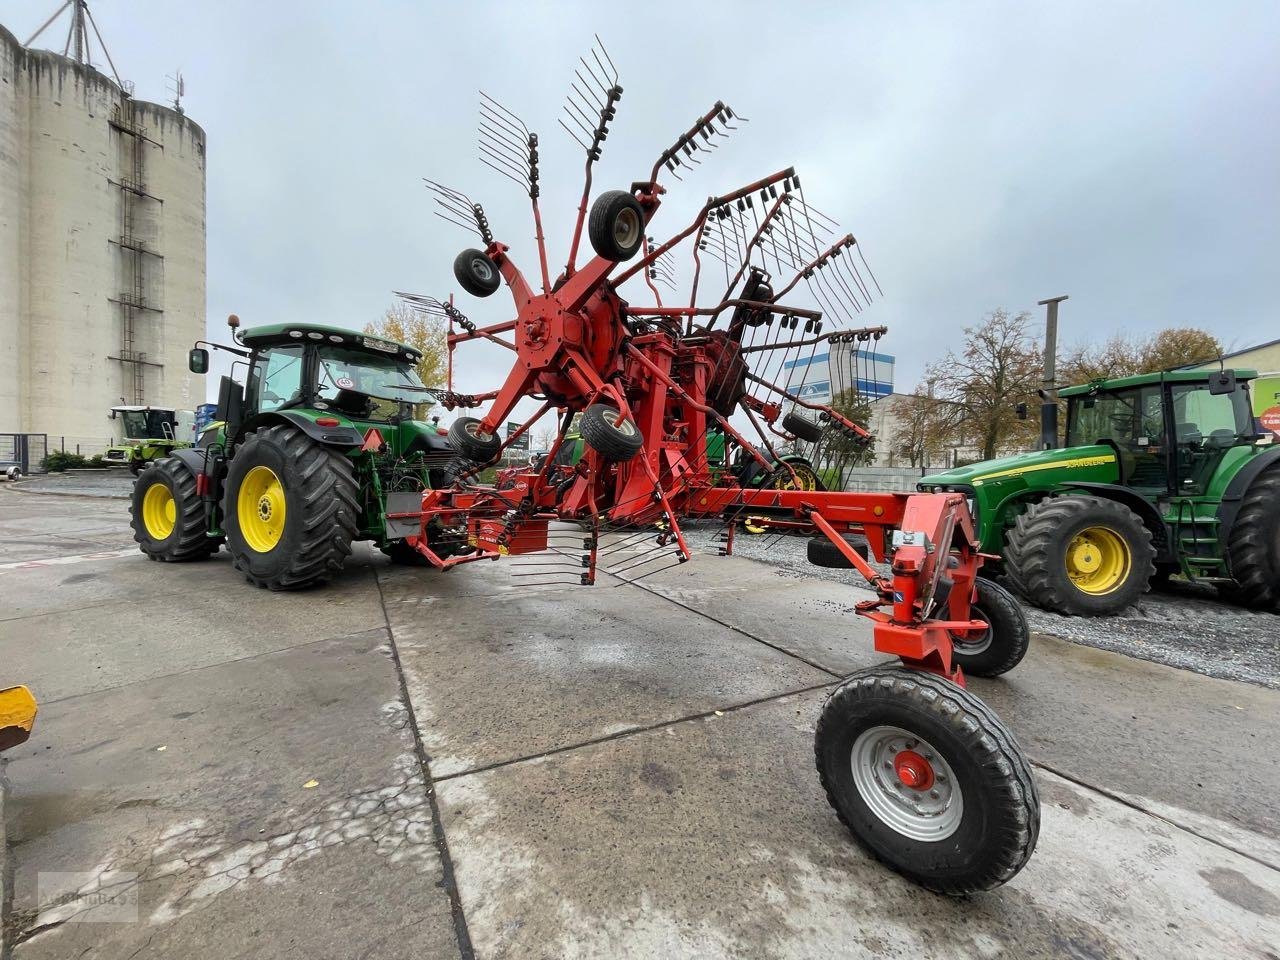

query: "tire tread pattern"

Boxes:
[130, 457, 221, 562]
[225, 424, 359, 590]
[815, 665, 1040, 895]
[1004, 495, 1154, 615]
[1223, 468, 1280, 610]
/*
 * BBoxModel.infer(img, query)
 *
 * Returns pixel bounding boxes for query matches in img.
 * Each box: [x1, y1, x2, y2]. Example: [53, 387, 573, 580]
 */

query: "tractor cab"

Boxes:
[114, 406, 179, 442]
[1061, 369, 1263, 498]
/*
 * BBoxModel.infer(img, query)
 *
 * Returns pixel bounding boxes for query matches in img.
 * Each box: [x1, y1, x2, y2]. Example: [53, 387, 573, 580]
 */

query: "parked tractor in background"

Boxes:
[104, 406, 195, 475]
[920, 368, 1279, 615]
[128, 317, 459, 588]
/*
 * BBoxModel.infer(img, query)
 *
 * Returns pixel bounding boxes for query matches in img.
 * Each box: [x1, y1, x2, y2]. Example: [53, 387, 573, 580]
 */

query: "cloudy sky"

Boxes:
[12, 0, 1280, 409]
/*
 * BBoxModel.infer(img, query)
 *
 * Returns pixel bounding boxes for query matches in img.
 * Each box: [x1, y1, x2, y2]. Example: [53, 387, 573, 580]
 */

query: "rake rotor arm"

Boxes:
[771, 233, 856, 303]
[613, 169, 796, 288]
[743, 369, 873, 440]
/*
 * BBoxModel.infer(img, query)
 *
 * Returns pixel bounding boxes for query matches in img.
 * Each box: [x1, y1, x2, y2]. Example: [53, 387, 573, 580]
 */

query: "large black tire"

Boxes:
[588, 191, 645, 261]
[453, 248, 502, 298]
[1221, 468, 1280, 611]
[447, 417, 502, 462]
[950, 577, 1030, 677]
[579, 404, 643, 462]
[807, 534, 869, 568]
[815, 665, 1039, 895]
[130, 457, 221, 562]
[222, 424, 359, 590]
[1004, 495, 1155, 616]
[783, 410, 823, 443]
[380, 540, 434, 567]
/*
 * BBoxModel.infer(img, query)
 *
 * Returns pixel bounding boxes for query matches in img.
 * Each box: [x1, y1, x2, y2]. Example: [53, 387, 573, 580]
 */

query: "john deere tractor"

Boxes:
[129, 317, 461, 589]
[920, 369, 1279, 615]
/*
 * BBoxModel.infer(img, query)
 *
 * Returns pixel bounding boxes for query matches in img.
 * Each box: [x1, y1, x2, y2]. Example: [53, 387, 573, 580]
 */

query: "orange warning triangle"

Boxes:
[361, 428, 385, 452]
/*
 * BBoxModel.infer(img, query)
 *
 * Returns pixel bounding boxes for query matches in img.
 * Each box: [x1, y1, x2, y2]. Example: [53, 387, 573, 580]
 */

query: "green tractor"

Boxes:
[920, 369, 1279, 615]
[129, 318, 462, 589]
[105, 406, 194, 475]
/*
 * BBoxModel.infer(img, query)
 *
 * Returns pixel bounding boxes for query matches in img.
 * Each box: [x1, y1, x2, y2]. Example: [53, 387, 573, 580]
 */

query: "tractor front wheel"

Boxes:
[815, 665, 1039, 895]
[223, 425, 358, 590]
[1004, 495, 1154, 615]
[948, 577, 1030, 677]
[130, 458, 221, 562]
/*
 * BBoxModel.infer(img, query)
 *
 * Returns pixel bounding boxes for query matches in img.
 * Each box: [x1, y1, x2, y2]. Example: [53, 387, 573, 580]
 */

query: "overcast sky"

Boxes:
[12, 0, 1280, 411]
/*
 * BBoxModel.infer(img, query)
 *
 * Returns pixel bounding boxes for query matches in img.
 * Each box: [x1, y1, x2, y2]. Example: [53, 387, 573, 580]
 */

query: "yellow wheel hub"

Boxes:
[1065, 526, 1131, 595]
[745, 464, 820, 533]
[141, 482, 177, 540]
[237, 465, 287, 553]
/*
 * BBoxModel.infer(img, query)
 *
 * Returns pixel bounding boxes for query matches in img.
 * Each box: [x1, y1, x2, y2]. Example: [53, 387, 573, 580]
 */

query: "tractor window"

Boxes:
[315, 347, 434, 420]
[1066, 386, 1168, 491]
[248, 345, 304, 414]
[1170, 382, 1254, 495]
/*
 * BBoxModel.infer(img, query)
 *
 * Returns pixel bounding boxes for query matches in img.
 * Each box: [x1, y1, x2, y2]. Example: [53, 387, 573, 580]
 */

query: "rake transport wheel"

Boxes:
[783, 410, 824, 443]
[453, 248, 502, 298]
[807, 534, 869, 568]
[448, 417, 503, 463]
[1004, 495, 1154, 616]
[1219, 467, 1280, 611]
[579, 403, 643, 462]
[948, 577, 1030, 678]
[222, 424, 359, 591]
[815, 665, 1039, 895]
[130, 458, 221, 562]
[588, 190, 646, 261]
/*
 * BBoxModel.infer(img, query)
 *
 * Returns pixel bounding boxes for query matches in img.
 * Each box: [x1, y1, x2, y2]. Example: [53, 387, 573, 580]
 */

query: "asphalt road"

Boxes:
[1, 488, 1278, 959]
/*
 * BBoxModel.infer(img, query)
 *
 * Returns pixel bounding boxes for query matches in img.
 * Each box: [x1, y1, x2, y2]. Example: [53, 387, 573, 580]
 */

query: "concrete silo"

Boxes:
[0, 11, 205, 457]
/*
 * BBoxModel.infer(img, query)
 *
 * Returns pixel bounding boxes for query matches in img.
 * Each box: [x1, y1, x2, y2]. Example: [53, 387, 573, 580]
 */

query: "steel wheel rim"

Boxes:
[851, 724, 963, 841]
[602, 410, 637, 436]
[237, 465, 287, 553]
[465, 422, 494, 442]
[470, 256, 495, 282]
[1066, 525, 1130, 595]
[951, 603, 992, 655]
[613, 208, 641, 250]
[142, 482, 177, 540]
[772, 464, 818, 492]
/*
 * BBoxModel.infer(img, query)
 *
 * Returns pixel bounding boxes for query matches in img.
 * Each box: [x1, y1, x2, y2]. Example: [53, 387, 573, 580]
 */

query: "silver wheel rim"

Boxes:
[951, 606, 992, 655]
[603, 410, 637, 437]
[465, 422, 493, 442]
[613, 208, 640, 250]
[850, 724, 963, 841]
[470, 257, 494, 282]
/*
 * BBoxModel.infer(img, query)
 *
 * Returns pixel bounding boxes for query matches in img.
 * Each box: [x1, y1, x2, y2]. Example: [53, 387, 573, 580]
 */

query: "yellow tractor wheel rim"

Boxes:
[772, 464, 819, 492]
[237, 465, 287, 553]
[743, 516, 768, 535]
[142, 483, 177, 540]
[1065, 525, 1131, 595]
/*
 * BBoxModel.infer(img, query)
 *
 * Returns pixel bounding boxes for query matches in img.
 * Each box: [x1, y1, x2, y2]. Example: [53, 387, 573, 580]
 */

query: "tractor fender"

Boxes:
[1215, 445, 1280, 552]
[1055, 482, 1173, 562]
[240, 412, 364, 450]
[170, 446, 212, 478]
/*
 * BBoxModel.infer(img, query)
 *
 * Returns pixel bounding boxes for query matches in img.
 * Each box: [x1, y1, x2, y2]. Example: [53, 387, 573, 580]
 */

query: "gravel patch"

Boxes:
[681, 524, 1280, 691]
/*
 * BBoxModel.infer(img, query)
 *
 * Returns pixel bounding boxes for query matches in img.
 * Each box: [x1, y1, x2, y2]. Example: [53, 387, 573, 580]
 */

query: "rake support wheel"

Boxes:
[454, 248, 502, 298]
[783, 411, 823, 443]
[580, 404, 643, 462]
[588, 191, 645, 262]
[448, 417, 503, 463]
[815, 665, 1039, 895]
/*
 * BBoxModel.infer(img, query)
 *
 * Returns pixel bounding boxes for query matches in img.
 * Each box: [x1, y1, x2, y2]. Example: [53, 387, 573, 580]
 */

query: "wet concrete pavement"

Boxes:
[2, 489, 1278, 958]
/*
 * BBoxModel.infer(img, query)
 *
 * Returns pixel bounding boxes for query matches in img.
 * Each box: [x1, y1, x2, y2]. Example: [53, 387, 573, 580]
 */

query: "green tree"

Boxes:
[1058, 327, 1223, 385]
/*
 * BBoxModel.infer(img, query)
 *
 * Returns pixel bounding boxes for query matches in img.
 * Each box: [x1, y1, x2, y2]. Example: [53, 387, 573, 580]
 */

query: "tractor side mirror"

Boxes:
[189, 348, 209, 374]
[1208, 370, 1237, 396]
[1015, 402, 1028, 421]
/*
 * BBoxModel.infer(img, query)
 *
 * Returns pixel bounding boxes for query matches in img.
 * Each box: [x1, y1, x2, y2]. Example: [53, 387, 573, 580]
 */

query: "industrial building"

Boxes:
[0, 7, 205, 458]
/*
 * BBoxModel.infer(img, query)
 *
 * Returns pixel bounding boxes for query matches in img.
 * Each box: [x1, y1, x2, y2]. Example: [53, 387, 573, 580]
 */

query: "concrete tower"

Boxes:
[0, 11, 206, 454]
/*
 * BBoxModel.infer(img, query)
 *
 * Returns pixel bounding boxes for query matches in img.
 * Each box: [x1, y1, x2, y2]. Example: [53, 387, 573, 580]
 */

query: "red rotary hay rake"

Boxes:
[398, 39, 1039, 894]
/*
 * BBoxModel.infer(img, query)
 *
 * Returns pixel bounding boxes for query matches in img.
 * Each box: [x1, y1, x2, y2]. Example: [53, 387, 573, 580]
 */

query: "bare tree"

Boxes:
[893, 386, 964, 468]
[926, 309, 1041, 460]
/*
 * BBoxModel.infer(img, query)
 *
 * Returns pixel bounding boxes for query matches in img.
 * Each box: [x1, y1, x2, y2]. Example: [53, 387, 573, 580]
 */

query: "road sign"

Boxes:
[506, 421, 530, 450]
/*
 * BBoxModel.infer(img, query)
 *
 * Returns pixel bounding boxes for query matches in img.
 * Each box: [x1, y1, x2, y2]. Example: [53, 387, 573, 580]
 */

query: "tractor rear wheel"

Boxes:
[222, 424, 359, 590]
[949, 577, 1030, 677]
[1221, 467, 1280, 611]
[130, 458, 220, 562]
[1004, 495, 1154, 616]
[815, 665, 1039, 895]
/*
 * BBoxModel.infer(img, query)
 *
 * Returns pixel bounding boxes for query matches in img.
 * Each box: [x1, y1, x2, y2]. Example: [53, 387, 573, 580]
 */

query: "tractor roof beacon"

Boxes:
[921, 368, 1280, 615]
[128, 316, 459, 589]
